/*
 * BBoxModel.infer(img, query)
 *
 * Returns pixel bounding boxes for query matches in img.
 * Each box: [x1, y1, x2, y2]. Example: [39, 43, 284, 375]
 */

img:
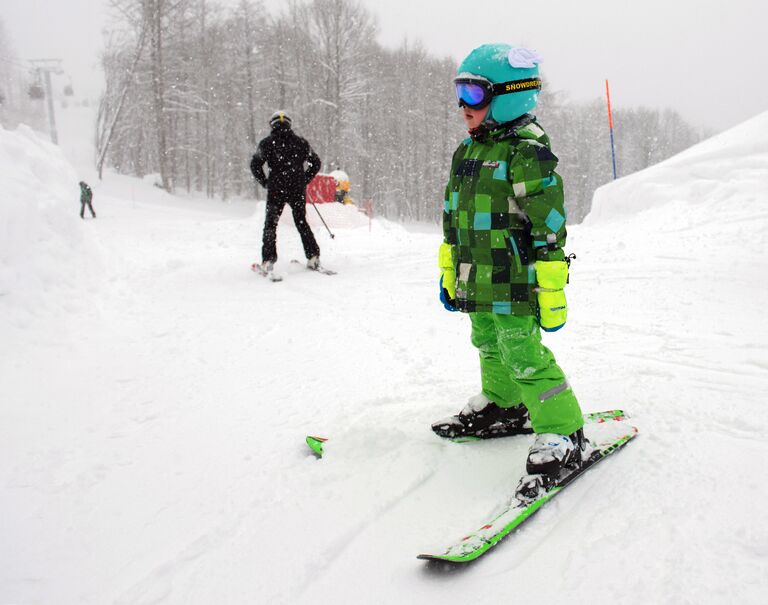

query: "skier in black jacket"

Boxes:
[79, 181, 95, 219]
[250, 111, 322, 271]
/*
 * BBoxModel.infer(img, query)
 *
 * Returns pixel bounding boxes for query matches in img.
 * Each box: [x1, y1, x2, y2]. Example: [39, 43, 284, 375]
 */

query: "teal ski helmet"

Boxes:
[456, 44, 542, 123]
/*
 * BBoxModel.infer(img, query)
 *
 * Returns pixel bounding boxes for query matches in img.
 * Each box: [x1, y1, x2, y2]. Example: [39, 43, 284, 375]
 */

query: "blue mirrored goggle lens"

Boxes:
[455, 82, 489, 107]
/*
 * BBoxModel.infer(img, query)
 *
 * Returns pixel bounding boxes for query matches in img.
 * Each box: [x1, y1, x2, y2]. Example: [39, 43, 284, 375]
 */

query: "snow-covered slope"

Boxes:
[588, 109, 768, 224]
[0, 125, 102, 341]
[2, 107, 767, 604]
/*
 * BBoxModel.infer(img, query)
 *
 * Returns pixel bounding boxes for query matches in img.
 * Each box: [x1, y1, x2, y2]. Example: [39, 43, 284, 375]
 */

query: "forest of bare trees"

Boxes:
[535, 89, 702, 221]
[1, 2, 702, 223]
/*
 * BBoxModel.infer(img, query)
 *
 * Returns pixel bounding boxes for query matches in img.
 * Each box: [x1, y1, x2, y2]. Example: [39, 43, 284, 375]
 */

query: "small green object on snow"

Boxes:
[306, 436, 328, 457]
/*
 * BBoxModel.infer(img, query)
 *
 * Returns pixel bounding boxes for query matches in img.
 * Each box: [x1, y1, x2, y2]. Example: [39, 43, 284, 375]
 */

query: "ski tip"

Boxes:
[417, 553, 449, 562]
[290, 259, 337, 275]
[306, 435, 328, 457]
[417, 553, 471, 564]
[586, 409, 629, 423]
[252, 263, 283, 281]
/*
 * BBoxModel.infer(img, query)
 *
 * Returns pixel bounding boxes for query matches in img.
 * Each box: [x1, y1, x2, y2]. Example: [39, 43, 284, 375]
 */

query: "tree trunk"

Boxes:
[96, 14, 148, 180]
[149, 0, 171, 192]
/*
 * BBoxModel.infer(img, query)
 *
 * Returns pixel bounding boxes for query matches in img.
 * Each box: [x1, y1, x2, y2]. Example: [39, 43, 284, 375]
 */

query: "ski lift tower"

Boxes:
[30, 59, 63, 144]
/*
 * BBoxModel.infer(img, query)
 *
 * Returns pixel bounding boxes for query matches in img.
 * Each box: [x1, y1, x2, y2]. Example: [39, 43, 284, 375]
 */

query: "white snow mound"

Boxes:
[587, 109, 768, 225]
[281, 199, 373, 230]
[0, 124, 101, 322]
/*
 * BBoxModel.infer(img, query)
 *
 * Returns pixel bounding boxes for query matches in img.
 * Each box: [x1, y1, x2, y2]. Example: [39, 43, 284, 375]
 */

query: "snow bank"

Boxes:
[587, 109, 768, 225]
[0, 124, 102, 334]
[281, 199, 373, 231]
[571, 109, 768, 360]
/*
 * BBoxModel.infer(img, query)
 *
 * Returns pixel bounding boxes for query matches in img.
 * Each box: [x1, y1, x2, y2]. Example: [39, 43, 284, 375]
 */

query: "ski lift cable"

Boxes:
[0, 55, 32, 70]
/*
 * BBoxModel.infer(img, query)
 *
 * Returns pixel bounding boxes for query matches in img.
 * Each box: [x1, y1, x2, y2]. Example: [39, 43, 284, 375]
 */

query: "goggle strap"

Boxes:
[491, 77, 542, 96]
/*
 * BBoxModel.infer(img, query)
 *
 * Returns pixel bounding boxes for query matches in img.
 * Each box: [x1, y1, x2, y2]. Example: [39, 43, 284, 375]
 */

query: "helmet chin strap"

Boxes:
[469, 120, 495, 142]
[467, 110, 498, 141]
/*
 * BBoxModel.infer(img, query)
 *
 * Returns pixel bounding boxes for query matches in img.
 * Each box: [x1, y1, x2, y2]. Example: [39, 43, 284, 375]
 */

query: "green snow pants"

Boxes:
[470, 313, 584, 435]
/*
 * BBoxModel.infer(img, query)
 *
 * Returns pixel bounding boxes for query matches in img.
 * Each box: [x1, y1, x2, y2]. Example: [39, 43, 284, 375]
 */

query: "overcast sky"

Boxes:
[2, 0, 766, 133]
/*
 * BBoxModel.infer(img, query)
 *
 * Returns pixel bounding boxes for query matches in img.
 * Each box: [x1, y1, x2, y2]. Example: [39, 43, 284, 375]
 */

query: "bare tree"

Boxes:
[96, 0, 701, 222]
[96, 12, 149, 179]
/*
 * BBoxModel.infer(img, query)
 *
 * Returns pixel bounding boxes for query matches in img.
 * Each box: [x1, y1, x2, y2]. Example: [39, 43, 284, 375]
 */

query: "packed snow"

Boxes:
[2, 105, 767, 604]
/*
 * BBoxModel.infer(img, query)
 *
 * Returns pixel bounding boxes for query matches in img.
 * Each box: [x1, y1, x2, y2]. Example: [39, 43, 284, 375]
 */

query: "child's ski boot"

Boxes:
[515, 428, 592, 501]
[431, 394, 532, 440]
[524, 428, 591, 476]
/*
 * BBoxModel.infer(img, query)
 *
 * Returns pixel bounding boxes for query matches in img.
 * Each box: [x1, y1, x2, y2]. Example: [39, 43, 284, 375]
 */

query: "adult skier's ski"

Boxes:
[291, 259, 337, 275]
[251, 262, 283, 282]
[418, 411, 637, 563]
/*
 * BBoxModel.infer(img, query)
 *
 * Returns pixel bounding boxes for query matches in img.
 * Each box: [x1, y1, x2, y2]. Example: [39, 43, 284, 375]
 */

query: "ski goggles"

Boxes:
[454, 76, 542, 110]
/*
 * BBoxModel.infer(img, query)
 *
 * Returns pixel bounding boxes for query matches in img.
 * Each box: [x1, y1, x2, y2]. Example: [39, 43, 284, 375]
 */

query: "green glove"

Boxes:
[438, 242, 456, 299]
[535, 260, 568, 331]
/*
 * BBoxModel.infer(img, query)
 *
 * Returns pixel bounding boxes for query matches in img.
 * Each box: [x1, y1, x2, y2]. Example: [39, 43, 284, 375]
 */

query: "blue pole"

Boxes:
[609, 124, 617, 180]
[605, 79, 618, 180]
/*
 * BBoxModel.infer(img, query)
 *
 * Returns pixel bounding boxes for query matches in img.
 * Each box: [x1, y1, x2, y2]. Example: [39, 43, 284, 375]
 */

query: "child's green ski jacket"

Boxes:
[443, 115, 568, 315]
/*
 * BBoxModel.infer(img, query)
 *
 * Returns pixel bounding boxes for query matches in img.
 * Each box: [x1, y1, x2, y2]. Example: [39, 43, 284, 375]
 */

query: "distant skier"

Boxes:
[79, 181, 95, 219]
[433, 44, 589, 483]
[250, 111, 322, 273]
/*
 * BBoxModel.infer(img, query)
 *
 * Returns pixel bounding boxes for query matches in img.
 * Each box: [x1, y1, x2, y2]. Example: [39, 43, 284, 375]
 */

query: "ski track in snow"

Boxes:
[292, 460, 439, 600]
[3, 107, 768, 604]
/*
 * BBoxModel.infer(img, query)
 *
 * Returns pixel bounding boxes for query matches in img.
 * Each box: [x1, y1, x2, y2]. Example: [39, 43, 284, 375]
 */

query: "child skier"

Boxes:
[433, 44, 589, 479]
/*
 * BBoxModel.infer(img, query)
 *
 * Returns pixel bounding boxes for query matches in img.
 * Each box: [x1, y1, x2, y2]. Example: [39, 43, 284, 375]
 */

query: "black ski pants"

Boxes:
[80, 200, 96, 218]
[262, 191, 320, 263]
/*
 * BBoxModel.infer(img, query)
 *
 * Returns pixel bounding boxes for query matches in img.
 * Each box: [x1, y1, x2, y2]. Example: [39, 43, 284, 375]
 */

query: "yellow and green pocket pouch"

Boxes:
[438, 242, 456, 299]
[534, 260, 568, 332]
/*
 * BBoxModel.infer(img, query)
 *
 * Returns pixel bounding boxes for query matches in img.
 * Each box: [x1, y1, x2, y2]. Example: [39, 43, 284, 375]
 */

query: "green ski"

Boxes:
[446, 409, 627, 442]
[418, 411, 638, 563]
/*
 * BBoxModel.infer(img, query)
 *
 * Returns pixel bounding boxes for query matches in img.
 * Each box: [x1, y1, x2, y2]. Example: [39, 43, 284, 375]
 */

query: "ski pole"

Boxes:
[309, 201, 335, 239]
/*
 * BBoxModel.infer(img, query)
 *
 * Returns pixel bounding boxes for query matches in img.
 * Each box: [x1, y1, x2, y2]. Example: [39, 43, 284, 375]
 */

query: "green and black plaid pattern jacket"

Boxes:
[442, 115, 567, 315]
